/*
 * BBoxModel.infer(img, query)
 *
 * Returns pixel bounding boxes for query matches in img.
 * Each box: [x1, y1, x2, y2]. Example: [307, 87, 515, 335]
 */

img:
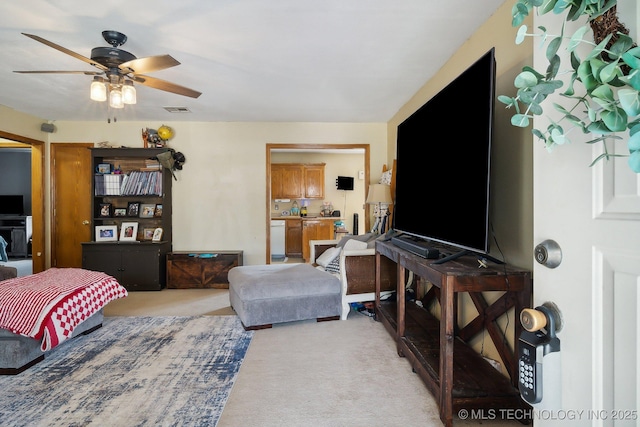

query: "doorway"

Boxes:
[0, 131, 45, 274]
[265, 143, 370, 264]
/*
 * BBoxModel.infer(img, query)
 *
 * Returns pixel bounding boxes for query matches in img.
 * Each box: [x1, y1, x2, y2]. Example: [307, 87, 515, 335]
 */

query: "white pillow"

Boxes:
[343, 239, 368, 251]
[315, 247, 341, 267]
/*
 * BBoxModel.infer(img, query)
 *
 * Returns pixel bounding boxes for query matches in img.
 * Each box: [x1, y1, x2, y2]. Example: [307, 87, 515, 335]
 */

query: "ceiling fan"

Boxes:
[14, 30, 201, 107]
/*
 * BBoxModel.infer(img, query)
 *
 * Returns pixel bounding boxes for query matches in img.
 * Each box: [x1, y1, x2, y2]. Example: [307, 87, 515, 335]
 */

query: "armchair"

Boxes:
[310, 237, 396, 320]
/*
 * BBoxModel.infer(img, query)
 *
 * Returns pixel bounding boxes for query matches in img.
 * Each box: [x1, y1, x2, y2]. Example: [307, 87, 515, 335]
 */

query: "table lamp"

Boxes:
[366, 184, 392, 234]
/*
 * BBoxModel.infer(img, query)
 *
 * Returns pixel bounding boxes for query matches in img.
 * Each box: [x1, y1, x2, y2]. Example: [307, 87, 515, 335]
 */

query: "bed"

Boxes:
[0, 268, 128, 374]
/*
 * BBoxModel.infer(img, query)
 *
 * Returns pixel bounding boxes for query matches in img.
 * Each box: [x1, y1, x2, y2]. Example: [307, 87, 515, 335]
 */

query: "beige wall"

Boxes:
[385, 0, 534, 375]
[387, 1, 533, 271]
[45, 121, 387, 265]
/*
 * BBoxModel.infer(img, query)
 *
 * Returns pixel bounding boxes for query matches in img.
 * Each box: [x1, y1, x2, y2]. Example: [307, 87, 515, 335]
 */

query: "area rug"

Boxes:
[0, 316, 253, 427]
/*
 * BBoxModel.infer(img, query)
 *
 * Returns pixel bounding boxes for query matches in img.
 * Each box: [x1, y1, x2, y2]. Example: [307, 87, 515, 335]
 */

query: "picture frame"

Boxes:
[96, 163, 111, 174]
[152, 227, 163, 242]
[127, 202, 141, 217]
[113, 208, 127, 217]
[154, 204, 163, 218]
[95, 225, 117, 242]
[119, 222, 139, 242]
[143, 228, 155, 240]
[99, 203, 112, 218]
[140, 204, 156, 218]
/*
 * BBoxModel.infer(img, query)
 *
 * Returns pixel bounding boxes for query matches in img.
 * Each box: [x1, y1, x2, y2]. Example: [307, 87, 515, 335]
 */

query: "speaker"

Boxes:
[40, 123, 55, 133]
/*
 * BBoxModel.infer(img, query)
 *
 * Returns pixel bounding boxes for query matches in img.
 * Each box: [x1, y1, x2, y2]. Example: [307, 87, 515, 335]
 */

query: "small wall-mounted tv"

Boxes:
[392, 48, 496, 262]
[0, 195, 24, 215]
[336, 176, 354, 191]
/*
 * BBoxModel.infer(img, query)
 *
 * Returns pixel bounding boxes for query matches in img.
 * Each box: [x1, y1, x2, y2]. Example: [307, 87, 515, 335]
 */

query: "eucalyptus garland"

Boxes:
[499, 0, 640, 172]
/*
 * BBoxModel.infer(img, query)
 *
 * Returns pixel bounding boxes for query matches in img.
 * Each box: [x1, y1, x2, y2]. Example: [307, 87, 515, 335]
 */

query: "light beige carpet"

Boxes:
[104, 288, 524, 426]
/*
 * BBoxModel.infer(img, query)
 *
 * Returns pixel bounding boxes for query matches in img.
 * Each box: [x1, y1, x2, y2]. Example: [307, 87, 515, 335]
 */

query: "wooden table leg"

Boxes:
[439, 275, 455, 427]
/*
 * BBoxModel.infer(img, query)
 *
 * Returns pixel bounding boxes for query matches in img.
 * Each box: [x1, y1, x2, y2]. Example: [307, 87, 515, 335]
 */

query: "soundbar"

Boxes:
[391, 235, 440, 259]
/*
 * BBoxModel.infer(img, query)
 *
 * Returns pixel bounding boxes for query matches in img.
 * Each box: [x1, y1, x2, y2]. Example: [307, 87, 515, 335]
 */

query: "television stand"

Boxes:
[434, 249, 504, 265]
[374, 240, 532, 426]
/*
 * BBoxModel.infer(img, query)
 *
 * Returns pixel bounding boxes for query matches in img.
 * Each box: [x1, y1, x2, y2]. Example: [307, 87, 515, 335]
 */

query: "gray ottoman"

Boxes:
[228, 263, 342, 330]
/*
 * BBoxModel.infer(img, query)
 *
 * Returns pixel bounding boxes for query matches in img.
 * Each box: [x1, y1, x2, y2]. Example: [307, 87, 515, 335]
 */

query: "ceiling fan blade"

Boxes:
[14, 70, 104, 75]
[119, 55, 180, 75]
[22, 33, 108, 71]
[133, 75, 202, 99]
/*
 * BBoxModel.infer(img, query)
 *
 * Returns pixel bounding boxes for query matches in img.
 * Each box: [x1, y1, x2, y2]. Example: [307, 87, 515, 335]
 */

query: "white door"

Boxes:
[533, 5, 640, 426]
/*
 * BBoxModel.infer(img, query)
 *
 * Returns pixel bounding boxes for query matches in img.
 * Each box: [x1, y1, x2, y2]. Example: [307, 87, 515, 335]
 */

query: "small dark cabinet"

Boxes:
[166, 251, 243, 289]
[82, 242, 170, 291]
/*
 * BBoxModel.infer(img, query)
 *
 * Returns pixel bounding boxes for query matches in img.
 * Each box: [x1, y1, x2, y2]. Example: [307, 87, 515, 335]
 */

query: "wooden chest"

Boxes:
[166, 251, 243, 289]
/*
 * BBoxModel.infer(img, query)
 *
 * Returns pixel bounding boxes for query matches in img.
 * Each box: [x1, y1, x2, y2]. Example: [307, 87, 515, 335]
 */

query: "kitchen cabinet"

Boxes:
[285, 219, 302, 257]
[270, 163, 325, 199]
[82, 241, 170, 291]
[302, 219, 334, 261]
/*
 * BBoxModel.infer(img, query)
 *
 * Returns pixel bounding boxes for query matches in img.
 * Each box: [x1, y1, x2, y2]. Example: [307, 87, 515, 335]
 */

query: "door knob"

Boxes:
[534, 239, 562, 268]
[82, 220, 90, 225]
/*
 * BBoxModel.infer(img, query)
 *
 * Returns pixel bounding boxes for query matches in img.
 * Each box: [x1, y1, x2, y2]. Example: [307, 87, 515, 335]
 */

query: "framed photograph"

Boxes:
[127, 202, 141, 217]
[113, 208, 127, 217]
[119, 222, 139, 242]
[96, 163, 111, 174]
[143, 228, 155, 240]
[140, 204, 156, 218]
[154, 204, 163, 218]
[152, 227, 163, 242]
[99, 203, 112, 217]
[95, 225, 117, 242]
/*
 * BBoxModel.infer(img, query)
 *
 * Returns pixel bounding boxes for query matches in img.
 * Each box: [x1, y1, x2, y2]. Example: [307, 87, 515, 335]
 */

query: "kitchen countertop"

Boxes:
[271, 215, 341, 220]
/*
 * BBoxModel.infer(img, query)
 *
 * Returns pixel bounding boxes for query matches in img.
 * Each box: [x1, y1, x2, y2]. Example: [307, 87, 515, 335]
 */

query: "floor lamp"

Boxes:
[366, 184, 392, 234]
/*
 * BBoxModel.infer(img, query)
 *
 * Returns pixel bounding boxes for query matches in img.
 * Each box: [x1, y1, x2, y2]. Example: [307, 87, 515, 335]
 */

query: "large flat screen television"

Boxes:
[0, 195, 24, 215]
[392, 48, 496, 263]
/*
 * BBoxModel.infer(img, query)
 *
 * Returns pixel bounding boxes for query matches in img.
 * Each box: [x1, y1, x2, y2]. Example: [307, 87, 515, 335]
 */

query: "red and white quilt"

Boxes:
[0, 268, 128, 351]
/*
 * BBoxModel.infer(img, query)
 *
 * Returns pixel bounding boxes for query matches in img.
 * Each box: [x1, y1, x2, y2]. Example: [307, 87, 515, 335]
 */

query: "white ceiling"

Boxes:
[0, 0, 505, 123]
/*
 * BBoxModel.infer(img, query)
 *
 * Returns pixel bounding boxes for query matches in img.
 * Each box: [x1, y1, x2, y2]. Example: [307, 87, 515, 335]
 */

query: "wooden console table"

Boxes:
[375, 240, 532, 427]
[166, 251, 243, 289]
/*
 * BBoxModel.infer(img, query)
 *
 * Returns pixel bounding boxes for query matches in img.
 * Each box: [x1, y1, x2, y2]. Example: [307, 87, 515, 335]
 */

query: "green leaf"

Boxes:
[628, 132, 640, 152]
[497, 95, 516, 107]
[550, 127, 568, 145]
[577, 60, 598, 91]
[618, 89, 640, 117]
[622, 51, 640, 70]
[587, 120, 614, 134]
[514, 71, 539, 88]
[566, 0, 586, 21]
[568, 26, 589, 52]
[512, 3, 530, 27]
[601, 108, 628, 132]
[528, 102, 544, 115]
[629, 121, 640, 136]
[599, 61, 620, 84]
[516, 25, 528, 44]
[539, 0, 556, 15]
[562, 72, 578, 96]
[586, 34, 613, 61]
[591, 85, 615, 102]
[609, 34, 634, 58]
[546, 54, 561, 79]
[570, 51, 581, 71]
[552, 0, 571, 15]
[546, 36, 562, 61]
[511, 114, 531, 127]
[522, 66, 546, 80]
[619, 69, 640, 91]
[532, 128, 546, 141]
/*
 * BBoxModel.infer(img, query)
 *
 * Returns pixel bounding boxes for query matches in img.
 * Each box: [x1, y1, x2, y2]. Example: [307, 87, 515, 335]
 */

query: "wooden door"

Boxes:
[270, 164, 284, 199]
[285, 219, 302, 257]
[51, 143, 93, 268]
[533, 10, 640, 419]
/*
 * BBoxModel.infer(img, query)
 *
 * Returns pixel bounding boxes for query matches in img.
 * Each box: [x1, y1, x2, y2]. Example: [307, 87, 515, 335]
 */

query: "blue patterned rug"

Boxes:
[0, 316, 253, 426]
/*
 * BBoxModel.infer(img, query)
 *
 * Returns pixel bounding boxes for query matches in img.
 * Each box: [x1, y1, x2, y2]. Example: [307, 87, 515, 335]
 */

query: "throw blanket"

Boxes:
[0, 268, 128, 351]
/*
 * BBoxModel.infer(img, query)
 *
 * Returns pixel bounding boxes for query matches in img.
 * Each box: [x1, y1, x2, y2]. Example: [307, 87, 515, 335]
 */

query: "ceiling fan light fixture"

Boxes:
[122, 80, 136, 105]
[109, 87, 124, 109]
[90, 76, 107, 102]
